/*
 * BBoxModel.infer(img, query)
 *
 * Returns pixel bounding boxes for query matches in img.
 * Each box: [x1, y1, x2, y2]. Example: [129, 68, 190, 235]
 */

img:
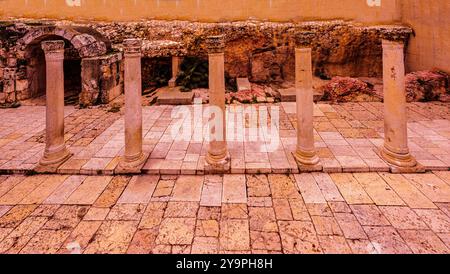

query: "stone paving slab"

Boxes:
[0, 102, 449, 175]
[0, 173, 446, 253]
[3, 171, 447, 254]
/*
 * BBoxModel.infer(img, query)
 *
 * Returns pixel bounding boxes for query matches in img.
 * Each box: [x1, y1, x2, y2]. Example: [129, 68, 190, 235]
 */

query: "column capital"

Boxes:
[205, 35, 225, 54]
[294, 31, 315, 48]
[123, 38, 142, 56]
[41, 40, 65, 54]
[380, 27, 412, 43]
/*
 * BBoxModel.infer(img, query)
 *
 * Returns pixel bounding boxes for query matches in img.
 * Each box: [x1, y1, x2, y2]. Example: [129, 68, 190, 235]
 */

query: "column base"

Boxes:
[35, 146, 72, 173]
[293, 150, 322, 172]
[168, 78, 177, 88]
[116, 152, 149, 174]
[380, 147, 425, 173]
[205, 152, 231, 174]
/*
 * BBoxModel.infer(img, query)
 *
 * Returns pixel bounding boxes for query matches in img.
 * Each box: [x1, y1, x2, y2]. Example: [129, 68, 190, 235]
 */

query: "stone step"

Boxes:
[156, 86, 194, 105]
[236, 78, 251, 92]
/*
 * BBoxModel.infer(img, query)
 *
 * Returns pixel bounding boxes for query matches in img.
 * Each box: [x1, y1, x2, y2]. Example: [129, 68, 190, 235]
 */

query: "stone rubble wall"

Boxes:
[91, 20, 411, 82]
[80, 52, 123, 107]
[1, 19, 412, 105]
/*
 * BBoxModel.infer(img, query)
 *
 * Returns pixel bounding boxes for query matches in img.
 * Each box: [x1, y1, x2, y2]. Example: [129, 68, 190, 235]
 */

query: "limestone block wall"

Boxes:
[401, 0, 450, 73]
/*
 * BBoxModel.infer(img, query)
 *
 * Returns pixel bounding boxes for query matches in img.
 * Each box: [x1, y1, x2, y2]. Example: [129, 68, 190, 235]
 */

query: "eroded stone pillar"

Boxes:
[38, 40, 71, 170]
[292, 33, 321, 171]
[118, 38, 147, 172]
[168, 56, 182, 88]
[380, 39, 419, 172]
[205, 35, 230, 172]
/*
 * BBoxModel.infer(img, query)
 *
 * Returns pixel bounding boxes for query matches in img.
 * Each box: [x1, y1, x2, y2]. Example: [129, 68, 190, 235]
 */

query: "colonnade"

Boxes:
[37, 34, 420, 173]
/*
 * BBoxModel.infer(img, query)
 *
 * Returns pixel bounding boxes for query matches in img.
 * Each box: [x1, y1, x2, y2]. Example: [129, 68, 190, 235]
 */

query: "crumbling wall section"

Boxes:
[93, 20, 411, 81]
[80, 52, 123, 107]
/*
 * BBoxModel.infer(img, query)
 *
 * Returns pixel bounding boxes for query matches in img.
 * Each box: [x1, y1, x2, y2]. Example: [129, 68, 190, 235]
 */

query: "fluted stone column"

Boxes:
[118, 38, 147, 173]
[380, 38, 419, 172]
[205, 35, 230, 172]
[168, 56, 182, 88]
[38, 40, 71, 171]
[292, 33, 321, 171]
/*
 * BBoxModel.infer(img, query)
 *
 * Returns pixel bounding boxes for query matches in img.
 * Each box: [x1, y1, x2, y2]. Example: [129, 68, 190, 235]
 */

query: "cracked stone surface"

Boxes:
[0, 172, 448, 254]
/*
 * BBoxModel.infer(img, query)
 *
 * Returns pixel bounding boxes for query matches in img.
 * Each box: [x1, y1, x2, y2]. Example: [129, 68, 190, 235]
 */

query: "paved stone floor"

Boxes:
[0, 102, 449, 175]
[0, 172, 449, 254]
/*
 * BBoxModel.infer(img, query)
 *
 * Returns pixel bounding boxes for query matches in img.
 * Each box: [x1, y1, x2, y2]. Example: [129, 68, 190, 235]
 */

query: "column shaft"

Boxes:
[205, 35, 229, 170]
[381, 40, 417, 168]
[39, 40, 70, 167]
[207, 52, 228, 162]
[293, 47, 319, 167]
[169, 56, 182, 88]
[121, 39, 145, 168]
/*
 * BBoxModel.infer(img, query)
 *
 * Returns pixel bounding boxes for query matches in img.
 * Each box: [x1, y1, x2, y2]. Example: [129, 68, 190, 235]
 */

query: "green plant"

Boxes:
[176, 57, 209, 92]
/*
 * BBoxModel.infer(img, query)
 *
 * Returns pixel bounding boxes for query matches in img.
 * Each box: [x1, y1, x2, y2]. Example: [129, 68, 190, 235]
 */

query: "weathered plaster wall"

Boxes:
[401, 0, 450, 73]
[0, 0, 401, 23]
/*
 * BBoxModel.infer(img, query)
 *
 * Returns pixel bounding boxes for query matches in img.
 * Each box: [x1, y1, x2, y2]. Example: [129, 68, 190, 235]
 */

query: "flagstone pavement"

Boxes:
[0, 102, 449, 175]
[0, 172, 449, 254]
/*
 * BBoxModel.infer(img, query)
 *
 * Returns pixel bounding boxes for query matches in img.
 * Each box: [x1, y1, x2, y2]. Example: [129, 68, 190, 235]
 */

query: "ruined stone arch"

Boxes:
[15, 25, 122, 106]
[19, 25, 109, 58]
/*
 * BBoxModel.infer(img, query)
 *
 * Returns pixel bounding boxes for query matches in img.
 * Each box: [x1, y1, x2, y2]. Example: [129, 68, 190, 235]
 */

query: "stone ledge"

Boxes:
[156, 87, 194, 105]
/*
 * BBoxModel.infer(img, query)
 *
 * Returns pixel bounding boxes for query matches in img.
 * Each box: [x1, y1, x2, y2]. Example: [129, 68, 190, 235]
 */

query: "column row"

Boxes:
[292, 33, 421, 172]
[36, 35, 422, 174]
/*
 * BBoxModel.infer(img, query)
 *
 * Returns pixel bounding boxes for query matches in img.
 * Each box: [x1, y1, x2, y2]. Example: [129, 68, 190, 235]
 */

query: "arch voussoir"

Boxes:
[71, 33, 107, 57]
[20, 26, 107, 58]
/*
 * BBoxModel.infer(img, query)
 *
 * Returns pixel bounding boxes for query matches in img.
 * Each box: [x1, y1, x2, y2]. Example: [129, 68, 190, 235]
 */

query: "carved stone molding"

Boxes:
[205, 35, 225, 54]
[380, 27, 413, 43]
[123, 38, 142, 56]
[41, 40, 65, 53]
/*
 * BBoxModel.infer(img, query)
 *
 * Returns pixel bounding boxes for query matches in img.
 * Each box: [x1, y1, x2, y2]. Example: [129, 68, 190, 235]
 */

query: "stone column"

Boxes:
[292, 33, 321, 171]
[118, 38, 147, 172]
[205, 35, 230, 172]
[168, 56, 182, 88]
[380, 38, 419, 172]
[38, 41, 71, 170]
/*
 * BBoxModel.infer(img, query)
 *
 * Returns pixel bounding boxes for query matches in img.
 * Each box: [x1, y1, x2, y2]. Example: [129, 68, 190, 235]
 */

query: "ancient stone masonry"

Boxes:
[80, 52, 123, 106]
[0, 22, 121, 106]
[1, 19, 414, 106]
[91, 20, 412, 82]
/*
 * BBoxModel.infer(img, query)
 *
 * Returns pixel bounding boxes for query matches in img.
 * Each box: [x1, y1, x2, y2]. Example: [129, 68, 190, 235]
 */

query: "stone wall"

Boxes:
[0, 20, 413, 105]
[1, 0, 448, 74]
[0, 22, 121, 106]
[80, 52, 123, 107]
[97, 20, 408, 81]
[402, 0, 450, 73]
